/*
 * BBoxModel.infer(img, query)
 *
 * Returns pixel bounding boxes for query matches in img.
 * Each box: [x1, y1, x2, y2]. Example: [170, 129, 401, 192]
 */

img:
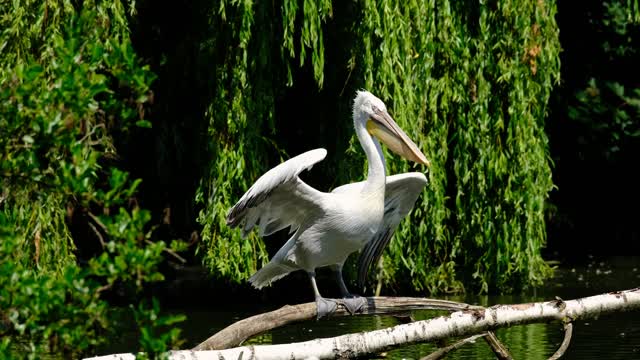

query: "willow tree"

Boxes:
[197, 0, 560, 293]
[0, 1, 188, 357]
[0, 0, 155, 270]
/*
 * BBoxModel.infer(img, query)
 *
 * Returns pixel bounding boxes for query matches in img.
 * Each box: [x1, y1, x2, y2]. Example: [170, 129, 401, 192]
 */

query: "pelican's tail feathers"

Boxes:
[248, 262, 295, 289]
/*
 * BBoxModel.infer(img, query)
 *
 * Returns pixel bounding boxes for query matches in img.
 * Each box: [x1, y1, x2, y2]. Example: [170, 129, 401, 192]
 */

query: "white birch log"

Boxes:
[84, 288, 640, 360]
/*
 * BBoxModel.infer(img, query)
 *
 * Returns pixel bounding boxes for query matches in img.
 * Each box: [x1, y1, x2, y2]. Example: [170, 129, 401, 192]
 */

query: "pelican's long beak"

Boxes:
[367, 107, 431, 167]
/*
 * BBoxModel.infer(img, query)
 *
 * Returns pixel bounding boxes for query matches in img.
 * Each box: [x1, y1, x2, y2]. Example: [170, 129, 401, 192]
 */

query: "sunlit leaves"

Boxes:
[196, 0, 272, 283]
[133, 298, 186, 359]
[352, 0, 560, 293]
[0, 208, 181, 358]
[0, 237, 111, 356]
[1, 2, 182, 358]
[0, 3, 155, 271]
[196, 0, 560, 294]
[281, 0, 332, 87]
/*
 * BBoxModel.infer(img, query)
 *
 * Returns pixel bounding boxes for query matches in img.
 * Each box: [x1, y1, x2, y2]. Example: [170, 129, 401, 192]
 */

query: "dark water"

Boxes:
[118, 256, 640, 359]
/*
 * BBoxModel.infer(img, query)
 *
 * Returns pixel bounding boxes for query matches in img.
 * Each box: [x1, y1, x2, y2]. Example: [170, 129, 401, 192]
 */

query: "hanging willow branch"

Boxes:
[354, 0, 561, 294]
[196, 0, 562, 295]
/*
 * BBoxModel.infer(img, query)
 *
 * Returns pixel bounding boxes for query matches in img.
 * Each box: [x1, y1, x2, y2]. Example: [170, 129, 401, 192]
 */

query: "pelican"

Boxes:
[226, 90, 429, 317]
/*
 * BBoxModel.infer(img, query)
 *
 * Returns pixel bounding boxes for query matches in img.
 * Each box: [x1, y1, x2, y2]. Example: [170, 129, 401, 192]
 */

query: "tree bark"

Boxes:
[194, 297, 480, 351]
[83, 288, 640, 360]
[420, 333, 487, 360]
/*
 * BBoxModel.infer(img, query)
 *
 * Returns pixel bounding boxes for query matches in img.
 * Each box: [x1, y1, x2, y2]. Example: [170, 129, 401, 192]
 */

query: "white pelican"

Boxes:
[226, 90, 429, 317]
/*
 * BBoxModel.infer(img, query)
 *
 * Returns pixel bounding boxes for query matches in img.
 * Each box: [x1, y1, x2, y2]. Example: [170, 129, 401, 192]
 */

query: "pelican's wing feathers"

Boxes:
[354, 172, 428, 290]
[226, 148, 327, 238]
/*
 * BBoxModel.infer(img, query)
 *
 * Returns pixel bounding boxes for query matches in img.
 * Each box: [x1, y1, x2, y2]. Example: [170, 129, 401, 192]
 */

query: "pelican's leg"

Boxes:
[331, 264, 367, 315]
[331, 263, 355, 298]
[308, 271, 337, 319]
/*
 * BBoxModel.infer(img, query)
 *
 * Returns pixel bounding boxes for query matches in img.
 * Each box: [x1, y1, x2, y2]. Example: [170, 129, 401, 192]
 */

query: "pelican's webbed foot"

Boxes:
[315, 296, 367, 319]
[316, 296, 338, 319]
[338, 296, 367, 315]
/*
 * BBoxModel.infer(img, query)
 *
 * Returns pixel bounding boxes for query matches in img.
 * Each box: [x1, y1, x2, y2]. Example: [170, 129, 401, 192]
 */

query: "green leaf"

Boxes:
[22, 135, 34, 144]
[136, 120, 152, 128]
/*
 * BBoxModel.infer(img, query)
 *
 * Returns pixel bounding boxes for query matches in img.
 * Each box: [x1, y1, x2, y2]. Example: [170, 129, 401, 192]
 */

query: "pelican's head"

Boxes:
[353, 90, 431, 167]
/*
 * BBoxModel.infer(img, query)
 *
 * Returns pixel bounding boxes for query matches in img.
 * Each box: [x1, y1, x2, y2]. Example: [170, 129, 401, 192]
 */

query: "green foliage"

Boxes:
[133, 299, 186, 360]
[195, 0, 269, 282]
[1, 1, 155, 271]
[349, 0, 560, 293]
[1, 2, 184, 358]
[196, 0, 560, 293]
[194, 0, 335, 284]
[88, 208, 165, 289]
[0, 211, 183, 359]
[570, 79, 640, 158]
[0, 230, 109, 358]
[282, 0, 333, 86]
[567, 1, 640, 160]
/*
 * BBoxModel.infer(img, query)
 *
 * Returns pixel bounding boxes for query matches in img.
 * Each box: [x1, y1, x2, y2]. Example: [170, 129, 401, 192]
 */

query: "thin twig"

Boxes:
[548, 322, 573, 360]
[89, 210, 185, 263]
[88, 222, 106, 248]
[145, 240, 187, 264]
[96, 283, 113, 294]
[78, 123, 106, 144]
[34, 228, 41, 266]
[87, 211, 109, 235]
[0, 185, 7, 205]
[87, 211, 109, 248]
[339, 56, 355, 97]
[420, 333, 488, 360]
[484, 331, 513, 359]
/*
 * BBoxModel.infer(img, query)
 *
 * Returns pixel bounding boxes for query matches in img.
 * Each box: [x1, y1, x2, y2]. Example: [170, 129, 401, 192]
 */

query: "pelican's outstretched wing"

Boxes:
[226, 148, 327, 238]
[355, 172, 428, 290]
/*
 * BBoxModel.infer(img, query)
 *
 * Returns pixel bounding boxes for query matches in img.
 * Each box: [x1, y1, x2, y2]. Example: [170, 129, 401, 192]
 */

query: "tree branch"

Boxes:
[84, 288, 640, 360]
[420, 333, 487, 360]
[548, 321, 573, 360]
[145, 240, 187, 264]
[193, 297, 481, 351]
[484, 331, 513, 360]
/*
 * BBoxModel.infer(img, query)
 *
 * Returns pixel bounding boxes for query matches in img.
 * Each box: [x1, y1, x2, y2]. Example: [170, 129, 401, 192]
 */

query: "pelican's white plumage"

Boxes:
[226, 91, 429, 313]
[226, 148, 327, 239]
[332, 172, 428, 288]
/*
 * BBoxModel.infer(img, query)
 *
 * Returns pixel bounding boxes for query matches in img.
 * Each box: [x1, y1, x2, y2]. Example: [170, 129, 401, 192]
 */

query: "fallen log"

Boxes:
[84, 288, 640, 360]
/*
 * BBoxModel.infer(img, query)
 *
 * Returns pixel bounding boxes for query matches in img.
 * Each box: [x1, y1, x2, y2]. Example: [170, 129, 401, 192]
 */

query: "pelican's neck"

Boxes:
[355, 114, 386, 194]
